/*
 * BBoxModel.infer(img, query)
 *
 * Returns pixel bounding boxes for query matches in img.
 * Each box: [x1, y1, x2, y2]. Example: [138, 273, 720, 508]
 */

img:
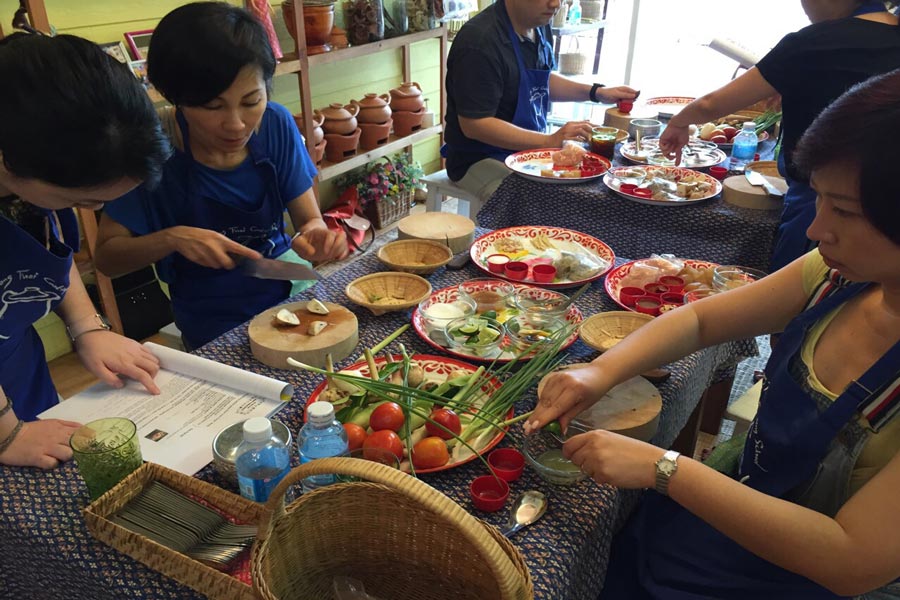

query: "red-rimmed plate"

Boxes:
[642, 96, 695, 118]
[605, 258, 719, 311]
[712, 130, 770, 151]
[470, 226, 615, 288]
[411, 282, 583, 363]
[603, 166, 722, 206]
[505, 148, 611, 184]
[620, 138, 727, 169]
[306, 354, 510, 474]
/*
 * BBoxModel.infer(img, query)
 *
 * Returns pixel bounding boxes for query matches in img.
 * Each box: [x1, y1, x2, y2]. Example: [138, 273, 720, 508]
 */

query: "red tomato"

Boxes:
[343, 423, 367, 451]
[411, 436, 450, 469]
[363, 430, 403, 463]
[721, 126, 738, 140]
[425, 408, 462, 440]
[369, 402, 405, 432]
[709, 135, 728, 144]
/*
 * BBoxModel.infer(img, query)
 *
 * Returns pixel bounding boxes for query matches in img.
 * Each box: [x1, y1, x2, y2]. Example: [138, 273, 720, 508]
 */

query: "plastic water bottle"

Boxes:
[236, 417, 291, 503]
[298, 402, 349, 494]
[730, 121, 758, 172]
[568, 0, 581, 25]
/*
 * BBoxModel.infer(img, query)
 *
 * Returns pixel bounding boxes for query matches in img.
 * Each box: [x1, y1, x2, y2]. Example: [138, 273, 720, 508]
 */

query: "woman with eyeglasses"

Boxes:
[0, 33, 170, 469]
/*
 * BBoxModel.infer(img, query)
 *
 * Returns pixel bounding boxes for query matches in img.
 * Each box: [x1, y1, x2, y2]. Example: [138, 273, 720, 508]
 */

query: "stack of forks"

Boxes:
[113, 482, 257, 570]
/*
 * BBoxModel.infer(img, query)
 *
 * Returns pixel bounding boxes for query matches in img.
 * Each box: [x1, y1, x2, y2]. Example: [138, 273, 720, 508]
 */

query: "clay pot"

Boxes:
[352, 93, 392, 124]
[392, 107, 425, 137]
[331, 26, 350, 49]
[304, 2, 335, 54]
[359, 119, 393, 150]
[324, 128, 362, 163]
[389, 81, 425, 112]
[320, 102, 359, 135]
[293, 111, 326, 145]
[313, 139, 327, 165]
[282, 1, 298, 41]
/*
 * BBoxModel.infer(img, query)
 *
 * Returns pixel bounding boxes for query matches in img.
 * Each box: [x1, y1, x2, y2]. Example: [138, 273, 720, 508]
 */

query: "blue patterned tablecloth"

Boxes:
[478, 174, 781, 273]
[0, 236, 756, 600]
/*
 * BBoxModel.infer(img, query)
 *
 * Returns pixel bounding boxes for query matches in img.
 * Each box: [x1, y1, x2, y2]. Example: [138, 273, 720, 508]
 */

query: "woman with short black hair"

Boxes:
[0, 32, 170, 469]
[95, 2, 347, 350]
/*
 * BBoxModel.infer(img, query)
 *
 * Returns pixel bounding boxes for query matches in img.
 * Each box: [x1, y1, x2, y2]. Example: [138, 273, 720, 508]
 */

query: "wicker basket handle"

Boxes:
[258, 457, 526, 598]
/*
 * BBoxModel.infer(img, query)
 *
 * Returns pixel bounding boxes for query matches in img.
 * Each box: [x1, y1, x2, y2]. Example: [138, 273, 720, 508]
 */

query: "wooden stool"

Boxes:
[725, 379, 762, 435]
[422, 169, 484, 220]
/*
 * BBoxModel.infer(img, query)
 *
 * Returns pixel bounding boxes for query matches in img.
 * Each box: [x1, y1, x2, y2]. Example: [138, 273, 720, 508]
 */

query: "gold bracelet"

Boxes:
[0, 396, 12, 419]
[0, 419, 24, 456]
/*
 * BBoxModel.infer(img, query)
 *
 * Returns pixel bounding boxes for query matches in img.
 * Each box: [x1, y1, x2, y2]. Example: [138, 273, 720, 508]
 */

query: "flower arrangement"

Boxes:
[336, 153, 424, 228]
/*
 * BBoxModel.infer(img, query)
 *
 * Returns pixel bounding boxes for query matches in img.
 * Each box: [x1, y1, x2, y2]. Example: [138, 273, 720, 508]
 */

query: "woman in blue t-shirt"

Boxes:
[0, 32, 170, 469]
[96, 2, 347, 350]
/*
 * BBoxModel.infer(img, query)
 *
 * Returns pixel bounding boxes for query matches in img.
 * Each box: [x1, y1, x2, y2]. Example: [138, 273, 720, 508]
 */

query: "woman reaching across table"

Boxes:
[529, 69, 900, 599]
[659, 0, 900, 273]
[95, 2, 347, 351]
[0, 33, 170, 469]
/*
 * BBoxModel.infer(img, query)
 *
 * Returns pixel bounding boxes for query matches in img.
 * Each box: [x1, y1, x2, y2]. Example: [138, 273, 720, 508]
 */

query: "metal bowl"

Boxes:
[212, 419, 293, 486]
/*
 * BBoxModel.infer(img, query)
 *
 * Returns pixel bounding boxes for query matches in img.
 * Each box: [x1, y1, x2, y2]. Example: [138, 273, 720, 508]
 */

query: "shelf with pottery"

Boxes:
[317, 124, 442, 180]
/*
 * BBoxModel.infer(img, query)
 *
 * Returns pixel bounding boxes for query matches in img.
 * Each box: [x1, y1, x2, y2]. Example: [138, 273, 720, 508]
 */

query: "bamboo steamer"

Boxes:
[396, 212, 475, 255]
[249, 301, 358, 370]
[722, 174, 787, 210]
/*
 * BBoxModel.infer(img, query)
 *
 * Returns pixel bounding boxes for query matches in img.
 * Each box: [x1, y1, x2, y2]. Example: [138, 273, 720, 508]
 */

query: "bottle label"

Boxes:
[238, 466, 289, 502]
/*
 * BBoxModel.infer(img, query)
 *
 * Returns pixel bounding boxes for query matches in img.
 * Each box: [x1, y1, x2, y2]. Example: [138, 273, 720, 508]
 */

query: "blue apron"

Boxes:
[0, 209, 77, 421]
[441, 0, 553, 162]
[601, 281, 900, 599]
[168, 111, 295, 349]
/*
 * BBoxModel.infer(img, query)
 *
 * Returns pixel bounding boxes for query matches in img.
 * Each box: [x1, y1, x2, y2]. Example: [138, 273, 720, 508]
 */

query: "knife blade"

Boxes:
[745, 169, 784, 198]
[239, 258, 322, 281]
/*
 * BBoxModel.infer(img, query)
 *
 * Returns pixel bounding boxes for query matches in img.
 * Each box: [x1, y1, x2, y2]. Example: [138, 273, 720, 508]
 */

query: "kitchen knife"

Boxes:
[745, 169, 784, 198]
[239, 257, 322, 281]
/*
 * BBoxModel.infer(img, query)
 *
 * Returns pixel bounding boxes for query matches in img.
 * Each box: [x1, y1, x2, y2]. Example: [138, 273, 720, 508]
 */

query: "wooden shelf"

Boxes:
[551, 20, 607, 36]
[317, 125, 442, 180]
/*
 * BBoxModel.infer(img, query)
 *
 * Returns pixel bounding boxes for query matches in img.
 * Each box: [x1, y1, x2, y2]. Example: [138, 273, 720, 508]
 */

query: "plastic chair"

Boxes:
[422, 169, 484, 220]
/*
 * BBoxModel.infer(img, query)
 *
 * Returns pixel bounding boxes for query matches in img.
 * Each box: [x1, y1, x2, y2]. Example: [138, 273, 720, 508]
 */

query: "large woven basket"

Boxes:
[559, 37, 588, 75]
[365, 190, 414, 230]
[582, 0, 604, 20]
[377, 239, 453, 275]
[345, 271, 432, 315]
[579, 311, 653, 353]
[251, 458, 534, 600]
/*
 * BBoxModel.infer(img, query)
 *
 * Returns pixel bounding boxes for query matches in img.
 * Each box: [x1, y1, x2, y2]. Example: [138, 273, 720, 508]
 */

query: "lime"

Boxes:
[458, 323, 479, 335]
[543, 421, 563, 437]
[477, 326, 501, 343]
[481, 310, 498, 320]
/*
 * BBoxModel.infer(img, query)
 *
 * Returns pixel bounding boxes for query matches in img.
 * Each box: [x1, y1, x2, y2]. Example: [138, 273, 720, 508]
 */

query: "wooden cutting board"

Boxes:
[603, 106, 656, 131]
[538, 364, 662, 442]
[723, 174, 787, 210]
[248, 301, 358, 370]
[396, 213, 475, 255]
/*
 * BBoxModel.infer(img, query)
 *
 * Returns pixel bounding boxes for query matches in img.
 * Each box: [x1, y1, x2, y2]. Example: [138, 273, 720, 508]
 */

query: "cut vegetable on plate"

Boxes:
[505, 147, 611, 184]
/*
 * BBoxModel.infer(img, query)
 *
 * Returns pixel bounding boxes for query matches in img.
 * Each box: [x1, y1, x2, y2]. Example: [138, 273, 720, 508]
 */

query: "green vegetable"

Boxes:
[753, 110, 782, 135]
[543, 421, 563, 437]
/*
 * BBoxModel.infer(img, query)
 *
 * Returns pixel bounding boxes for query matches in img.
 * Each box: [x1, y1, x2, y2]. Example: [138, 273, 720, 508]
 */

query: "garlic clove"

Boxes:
[307, 299, 330, 315]
[274, 308, 300, 326]
[308, 320, 328, 336]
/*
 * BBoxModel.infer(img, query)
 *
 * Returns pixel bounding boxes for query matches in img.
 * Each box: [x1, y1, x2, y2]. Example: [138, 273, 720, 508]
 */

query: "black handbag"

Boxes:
[87, 266, 173, 341]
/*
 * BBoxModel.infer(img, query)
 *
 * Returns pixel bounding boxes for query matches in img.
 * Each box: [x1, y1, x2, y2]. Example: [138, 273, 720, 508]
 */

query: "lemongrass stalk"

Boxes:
[369, 324, 410, 355]
[364, 348, 379, 381]
[325, 353, 335, 391]
[398, 344, 416, 477]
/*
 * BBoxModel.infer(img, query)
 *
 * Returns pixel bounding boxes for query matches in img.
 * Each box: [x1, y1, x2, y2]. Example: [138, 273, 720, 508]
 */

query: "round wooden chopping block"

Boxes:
[603, 106, 656, 131]
[723, 174, 787, 210]
[248, 301, 358, 370]
[538, 364, 662, 442]
[396, 212, 475, 255]
[746, 160, 779, 178]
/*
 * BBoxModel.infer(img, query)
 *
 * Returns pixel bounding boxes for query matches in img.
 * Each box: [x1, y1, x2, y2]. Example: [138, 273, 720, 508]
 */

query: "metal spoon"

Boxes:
[499, 490, 548, 537]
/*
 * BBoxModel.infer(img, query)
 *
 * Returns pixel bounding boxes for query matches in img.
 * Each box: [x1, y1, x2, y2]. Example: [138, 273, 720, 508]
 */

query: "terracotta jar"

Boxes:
[282, 1, 335, 54]
[320, 102, 359, 135]
[359, 119, 393, 150]
[313, 139, 327, 165]
[293, 111, 326, 145]
[324, 128, 362, 163]
[392, 107, 425, 137]
[389, 81, 425, 112]
[352, 93, 392, 124]
[331, 26, 350, 49]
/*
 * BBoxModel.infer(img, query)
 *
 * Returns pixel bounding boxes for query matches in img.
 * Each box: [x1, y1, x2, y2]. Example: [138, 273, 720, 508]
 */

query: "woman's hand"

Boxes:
[595, 85, 640, 104]
[548, 121, 594, 148]
[0, 419, 82, 469]
[166, 226, 262, 269]
[564, 429, 661, 489]
[525, 363, 610, 433]
[659, 123, 691, 165]
[76, 331, 161, 394]
[292, 222, 348, 264]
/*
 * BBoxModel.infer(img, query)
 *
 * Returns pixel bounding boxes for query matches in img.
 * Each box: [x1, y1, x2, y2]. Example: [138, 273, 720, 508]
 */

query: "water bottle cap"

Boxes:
[742, 121, 756, 130]
[243, 417, 273, 443]
[307, 401, 336, 425]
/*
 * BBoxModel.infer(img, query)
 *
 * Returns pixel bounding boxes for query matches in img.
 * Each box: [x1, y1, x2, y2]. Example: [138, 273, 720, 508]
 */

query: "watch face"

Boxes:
[659, 460, 677, 477]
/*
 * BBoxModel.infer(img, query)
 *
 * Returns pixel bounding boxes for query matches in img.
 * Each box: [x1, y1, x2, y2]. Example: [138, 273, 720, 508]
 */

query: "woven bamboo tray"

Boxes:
[345, 271, 432, 315]
[579, 311, 654, 353]
[377, 239, 453, 275]
[251, 458, 534, 600]
[83, 462, 265, 600]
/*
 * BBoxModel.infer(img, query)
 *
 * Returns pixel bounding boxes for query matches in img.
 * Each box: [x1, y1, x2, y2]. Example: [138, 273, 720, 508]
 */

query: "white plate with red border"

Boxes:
[642, 96, 695, 118]
[603, 166, 722, 206]
[604, 258, 719, 311]
[505, 148, 611, 184]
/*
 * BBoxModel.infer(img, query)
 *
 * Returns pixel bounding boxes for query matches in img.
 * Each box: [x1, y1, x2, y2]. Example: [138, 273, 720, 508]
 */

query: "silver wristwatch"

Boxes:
[66, 313, 112, 343]
[654, 450, 680, 496]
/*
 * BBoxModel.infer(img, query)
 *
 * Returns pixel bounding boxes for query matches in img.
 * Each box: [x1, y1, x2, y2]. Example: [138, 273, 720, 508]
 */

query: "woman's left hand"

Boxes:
[292, 223, 348, 264]
[563, 429, 662, 489]
[76, 331, 161, 394]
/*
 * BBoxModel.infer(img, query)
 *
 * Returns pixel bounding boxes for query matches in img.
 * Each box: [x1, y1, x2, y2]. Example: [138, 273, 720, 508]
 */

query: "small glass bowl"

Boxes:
[417, 295, 477, 338]
[712, 265, 767, 292]
[457, 278, 516, 313]
[444, 315, 505, 357]
[646, 150, 676, 167]
[522, 422, 591, 486]
[513, 287, 570, 322]
[505, 314, 567, 354]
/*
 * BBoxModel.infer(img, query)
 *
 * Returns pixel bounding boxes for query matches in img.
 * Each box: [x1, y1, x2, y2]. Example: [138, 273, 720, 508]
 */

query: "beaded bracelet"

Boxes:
[0, 397, 12, 419]
[0, 419, 24, 456]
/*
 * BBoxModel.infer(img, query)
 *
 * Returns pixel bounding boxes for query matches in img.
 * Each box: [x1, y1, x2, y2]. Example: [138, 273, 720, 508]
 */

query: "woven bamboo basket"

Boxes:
[365, 190, 414, 229]
[559, 37, 588, 75]
[83, 462, 265, 600]
[582, 0, 603, 21]
[377, 239, 453, 275]
[345, 271, 432, 315]
[251, 458, 534, 600]
[579, 311, 653, 353]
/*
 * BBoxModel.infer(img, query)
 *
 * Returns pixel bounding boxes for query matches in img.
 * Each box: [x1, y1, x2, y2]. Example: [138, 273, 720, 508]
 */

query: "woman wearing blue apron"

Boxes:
[96, 3, 347, 350]
[0, 33, 169, 469]
[441, 0, 637, 206]
[660, 0, 900, 272]
[529, 70, 900, 598]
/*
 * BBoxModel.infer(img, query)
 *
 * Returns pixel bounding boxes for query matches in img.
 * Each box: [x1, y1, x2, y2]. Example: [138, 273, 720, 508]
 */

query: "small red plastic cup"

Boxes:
[488, 448, 525, 482]
[619, 183, 638, 194]
[643, 282, 668, 298]
[709, 166, 727, 181]
[504, 261, 528, 281]
[532, 264, 557, 284]
[470, 475, 510, 512]
[619, 286, 645, 308]
[634, 296, 661, 316]
[633, 188, 653, 199]
[618, 100, 634, 114]
[658, 275, 685, 294]
[486, 254, 510, 274]
[660, 291, 684, 305]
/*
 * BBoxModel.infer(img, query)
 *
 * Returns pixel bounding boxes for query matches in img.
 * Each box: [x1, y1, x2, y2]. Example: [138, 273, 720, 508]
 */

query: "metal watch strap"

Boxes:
[67, 313, 111, 343]
[589, 83, 606, 103]
[654, 450, 680, 496]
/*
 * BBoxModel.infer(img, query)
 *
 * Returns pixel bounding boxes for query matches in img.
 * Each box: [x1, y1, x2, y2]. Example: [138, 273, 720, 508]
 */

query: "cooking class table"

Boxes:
[0, 232, 756, 600]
